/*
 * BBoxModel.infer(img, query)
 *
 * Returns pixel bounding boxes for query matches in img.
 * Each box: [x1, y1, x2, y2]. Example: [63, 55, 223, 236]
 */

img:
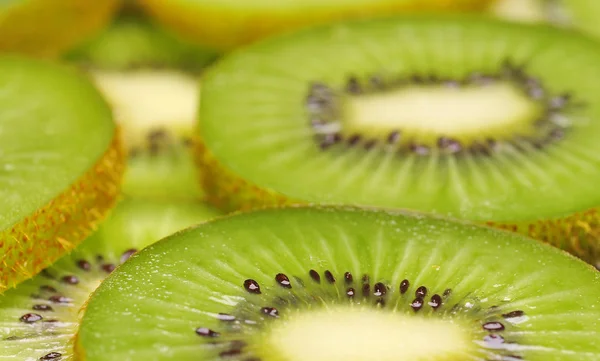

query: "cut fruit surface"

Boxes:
[0, 198, 221, 361]
[487, 0, 600, 38]
[65, 14, 217, 72]
[75, 206, 600, 361]
[196, 14, 600, 266]
[0, 55, 124, 291]
[67, 13, 214, 200]
[0, 0, 120, 57]
[137, 0, 493, 50]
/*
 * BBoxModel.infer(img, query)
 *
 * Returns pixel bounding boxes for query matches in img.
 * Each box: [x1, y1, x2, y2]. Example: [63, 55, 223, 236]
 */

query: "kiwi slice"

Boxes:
[64, 13, 217, 72]
[196, 14, 600, 266]
[0, 0, 120, 57]
[0, 55, 125, 292]
[65, 12, 215, 201]
[488, 0, 600, 38]
[136, 0, 494, 51]
[75, 206, 600, 360]
[0, 197, 222, 360]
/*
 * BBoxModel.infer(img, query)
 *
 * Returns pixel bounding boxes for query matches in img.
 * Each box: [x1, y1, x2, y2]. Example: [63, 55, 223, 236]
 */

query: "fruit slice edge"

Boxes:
[75, 205, 600, 361]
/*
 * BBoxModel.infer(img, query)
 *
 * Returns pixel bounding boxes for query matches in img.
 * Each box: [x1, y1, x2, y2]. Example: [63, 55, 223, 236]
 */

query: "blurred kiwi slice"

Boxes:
[136, 0, 494, 51]
[75, 206, 600, 360]
[67, 12, 216, 200]
[196, 14, 600, 267]
[0, 0, 120, 57]
[0, 55, 124, 292]
[0, 197, 222, 360]
[488, 0, 600, 38]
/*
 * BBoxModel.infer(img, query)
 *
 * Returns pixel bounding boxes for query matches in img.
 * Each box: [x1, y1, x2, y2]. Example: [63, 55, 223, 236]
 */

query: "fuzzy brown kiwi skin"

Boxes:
[193, 135, 600, 269]
[0, 127, 126, 293]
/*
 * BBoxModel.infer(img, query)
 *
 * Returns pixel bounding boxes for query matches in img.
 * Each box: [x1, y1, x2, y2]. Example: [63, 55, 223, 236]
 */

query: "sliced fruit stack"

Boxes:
[2, 1, 600, 361]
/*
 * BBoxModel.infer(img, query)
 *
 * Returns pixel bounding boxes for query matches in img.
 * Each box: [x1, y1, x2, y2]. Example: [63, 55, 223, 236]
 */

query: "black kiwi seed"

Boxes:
[484, 334, 505, 346]
[309, 270, 321, 283]
[260, 307, 279, 318]
[361, 274, 369, 283]
[400, 279, 410, 294]
[195, 328, 220, 337]
[217, 313, 236, 322]
[20, 313, 43, 323]
[343, 272, 353, 284]
[502, 310, 525, 318]
[411, 297, 424, 311]
[120, 249, 138, 264]
[429, 294, 442, 309]
[347, 134, 361, 146]
[362, 283, 370, 297]
[346, 76, 362, 94]
[76, 259, 92, 271]
[373, 282, 386, 297]
[375, 298, 385, 307]
[40, 285, 57, 293]
[61, 275, 79, 285]
[243, 279, 261, 294]
[346, 288, 355, 298]
[102, 264, 116, 273]
[483, 321, 505, 331]
[40, 352, 62, 360]
[275, 273, 291, 288]
[387, 131, 401, 144]
[32, 304, 53, 312]
[416, 286, 427, 298]
[443, 288, 452, 297]
[48, 295, 72, 304]
[324, 270, 335, 284]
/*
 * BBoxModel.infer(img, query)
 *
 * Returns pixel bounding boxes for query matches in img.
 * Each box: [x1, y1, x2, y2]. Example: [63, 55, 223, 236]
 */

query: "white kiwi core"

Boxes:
[258, 308, 471, 361]
[344, 82, 541, 143]
[89, 69, 199, 147]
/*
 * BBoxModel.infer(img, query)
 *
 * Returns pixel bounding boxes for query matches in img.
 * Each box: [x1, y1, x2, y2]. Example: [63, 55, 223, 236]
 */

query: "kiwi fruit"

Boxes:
[195, 14, 600, 267]
[487, 0, 600, 38]
[0, 0, 120, 57]
[74, 206, 600, 360]
[66, 12, 217, 200]
[0, 197, 222, 360]
[136, 0, 495, 51]
[0, 55, 125, 292]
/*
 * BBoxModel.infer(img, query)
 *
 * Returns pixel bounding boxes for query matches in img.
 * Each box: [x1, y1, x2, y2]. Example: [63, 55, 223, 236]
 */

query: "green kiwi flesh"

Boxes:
[488, 0, 600, 38]
[67, 13, 214, 200]
[0, 55, 121, 290]
[198, 15, 600, 230]
[0, 197, 221, 360]
[64, 14, 217, 72]
[76, 206, 600, 361]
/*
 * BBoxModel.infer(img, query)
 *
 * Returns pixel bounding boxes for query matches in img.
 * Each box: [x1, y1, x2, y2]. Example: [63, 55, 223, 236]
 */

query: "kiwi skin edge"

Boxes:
[0, 0, 121, 58]
[0, 128, 126, 293]
[193, 136, 600, 268]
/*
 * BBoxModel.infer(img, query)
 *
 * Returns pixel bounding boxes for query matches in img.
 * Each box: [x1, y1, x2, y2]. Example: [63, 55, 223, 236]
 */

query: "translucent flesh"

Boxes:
[138, 0, 492, 50]
[344, 83, 541, 144]
[0, 198, 222, 361]
[488, 0, 600, 39]
[0, 55, 124, 290]
[76, 207, 600, 361]
[198, 15, 600, 223]
[0, 0, 120, 57]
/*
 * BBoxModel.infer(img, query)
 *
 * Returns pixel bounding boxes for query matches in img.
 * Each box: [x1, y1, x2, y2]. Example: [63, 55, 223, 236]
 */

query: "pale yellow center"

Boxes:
[260, 308, 470, 361]
[89, 69, 199, 147]
[345, 82, 540, 142]
[489, 0, 548, 22]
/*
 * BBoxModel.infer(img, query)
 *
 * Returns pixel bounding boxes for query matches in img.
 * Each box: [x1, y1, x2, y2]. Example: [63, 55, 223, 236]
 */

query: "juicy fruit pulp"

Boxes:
[0, 0, 120, 57]
[137, 0, 493, 50]
[0, 55, 124, 291]
[0, 198, 221, 360]
[488, 0, 600, 39]
[75, 206, 600, 361]
[196, 14, 600, 266]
